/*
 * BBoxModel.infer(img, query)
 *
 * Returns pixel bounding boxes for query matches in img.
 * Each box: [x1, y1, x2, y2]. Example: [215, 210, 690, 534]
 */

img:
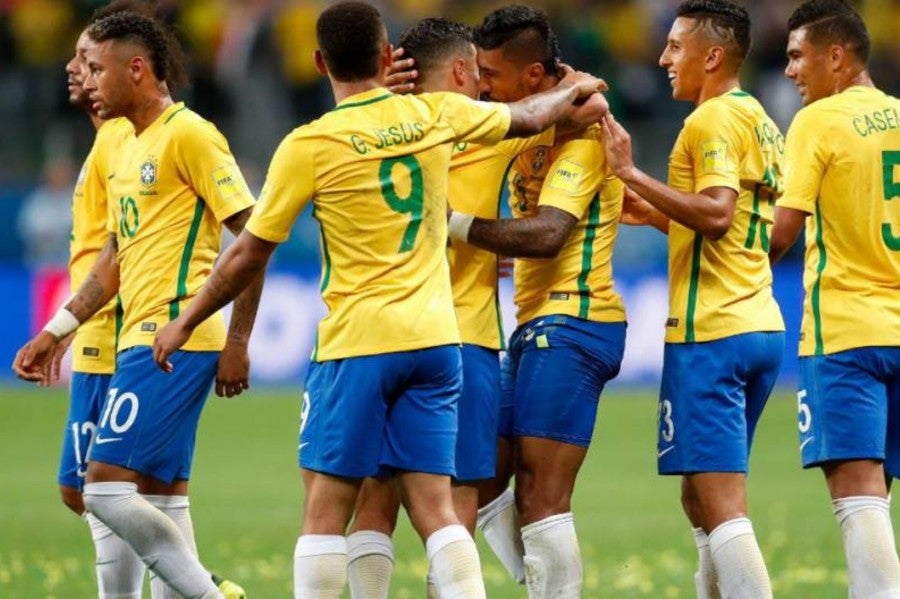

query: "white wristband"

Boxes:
[448, 211, 475, 242]
[43, 307, 80, 340]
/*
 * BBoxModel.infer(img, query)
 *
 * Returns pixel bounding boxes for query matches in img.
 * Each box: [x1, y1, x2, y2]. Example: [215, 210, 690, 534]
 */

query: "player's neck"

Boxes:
[329, 78, 385, 105]
[128, 93, 175, 136]
[836, 69, 874, 95]
[88, 110, 104, 131]
[696, 74, 742, 106]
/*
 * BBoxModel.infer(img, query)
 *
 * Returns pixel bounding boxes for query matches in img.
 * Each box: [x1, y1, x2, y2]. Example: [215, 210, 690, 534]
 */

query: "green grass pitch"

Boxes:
[0, 386, 876, 597]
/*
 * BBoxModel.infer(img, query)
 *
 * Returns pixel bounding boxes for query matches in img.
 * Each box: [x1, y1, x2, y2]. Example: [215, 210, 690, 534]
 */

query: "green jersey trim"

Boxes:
[333, 93, 392, 112]
[169, 198, 205, 320]
[812, 203, 827, 355]
[685, 233, 703, 342]
[577, 193, 601, 319]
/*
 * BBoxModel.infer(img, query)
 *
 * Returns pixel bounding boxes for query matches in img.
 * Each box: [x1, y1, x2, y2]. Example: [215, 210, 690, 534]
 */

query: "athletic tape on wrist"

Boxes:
[43, 307, 80, 340]
[448, 211, 475, 242]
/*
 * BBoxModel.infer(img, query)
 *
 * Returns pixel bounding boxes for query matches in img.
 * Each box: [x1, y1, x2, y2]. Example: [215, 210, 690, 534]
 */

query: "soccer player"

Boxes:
[444, 6, 626, 595]
[151, 3, 603, 598]
[769, 1, 900, 596]
[13, 11, 260, 598]
[600, 1, 785, 596]
[344, 17, 560, 597]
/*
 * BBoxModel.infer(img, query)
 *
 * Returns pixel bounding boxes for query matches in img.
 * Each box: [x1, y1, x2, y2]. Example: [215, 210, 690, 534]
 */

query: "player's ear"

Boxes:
[129, 55, 145, 83]
[705, 45, 726, 72]
[523, 62, 545, 90]
[452, 58, 467, 87]
[829, 43, 845, 71]
[380, 43, 394, 71]
[314, 49, 328, 76]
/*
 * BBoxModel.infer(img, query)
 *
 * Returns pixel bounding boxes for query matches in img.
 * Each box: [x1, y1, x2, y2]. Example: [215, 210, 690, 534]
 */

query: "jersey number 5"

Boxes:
[379, 156, 424, 253]
[882, 151, 900, 251]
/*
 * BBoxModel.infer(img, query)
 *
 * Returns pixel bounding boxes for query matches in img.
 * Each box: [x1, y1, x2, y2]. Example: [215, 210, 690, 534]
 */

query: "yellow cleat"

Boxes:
[211, 573, 247, 599]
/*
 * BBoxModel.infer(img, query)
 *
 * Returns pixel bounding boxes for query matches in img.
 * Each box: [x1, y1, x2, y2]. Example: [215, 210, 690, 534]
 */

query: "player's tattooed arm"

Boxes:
[222, 208, 265, 347]
[154, 228, 276, 372]
[506, 70, 604, 138]
[67, 234, 120, 322]
[465, 206, 578, 259]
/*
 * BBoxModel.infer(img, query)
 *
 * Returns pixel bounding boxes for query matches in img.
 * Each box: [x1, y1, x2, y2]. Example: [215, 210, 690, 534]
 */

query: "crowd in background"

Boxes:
[1, 0, 898, 267]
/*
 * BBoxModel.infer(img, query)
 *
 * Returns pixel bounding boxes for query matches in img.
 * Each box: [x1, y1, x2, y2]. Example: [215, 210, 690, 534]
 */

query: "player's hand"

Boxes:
[12, 331, 59, 385]
[601, 112, 636, 180]
[566, 92, 610, 129]
[49, 332, 74, 384]
[558, 69, 606, 99]
[620, 187, 654, 226]
[215, 342, 250, 398]
[152, 321, 192, 373]
[556, 63, 608, 93]
[385, 47, 417, 94]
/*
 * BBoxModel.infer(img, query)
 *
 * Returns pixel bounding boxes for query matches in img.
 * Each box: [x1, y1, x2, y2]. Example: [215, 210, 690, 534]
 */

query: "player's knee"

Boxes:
[60, 485, 85, 515]
[515, 484, 572, 525]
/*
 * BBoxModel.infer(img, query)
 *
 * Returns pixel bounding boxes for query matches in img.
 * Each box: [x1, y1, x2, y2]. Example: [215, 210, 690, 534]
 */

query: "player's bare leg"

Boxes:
[398, 471, 486, 598]
[684, 473, 772, 598]
[83, 461, 223, 598]
[680, 478, 719, 598]
[824, 459, 900, 598]
[516, 436, 586, 597]
[295, 469, 360, 598]
[347, 476, 398, 599]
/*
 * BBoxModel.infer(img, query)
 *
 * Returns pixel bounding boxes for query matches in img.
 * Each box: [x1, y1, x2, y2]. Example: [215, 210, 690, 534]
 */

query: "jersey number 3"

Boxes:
[883, 151, 900, 251]
[379, 156, 424, 253]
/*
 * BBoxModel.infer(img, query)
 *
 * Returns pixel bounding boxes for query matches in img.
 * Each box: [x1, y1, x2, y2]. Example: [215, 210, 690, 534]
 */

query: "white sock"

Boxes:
[521, 513, 582, 598]
[293, 535, 347, 599]
[83, 482, 222, 599]
[476, 488, 525, 584]
[833, 496, 900, 599]
[426, 524, 486, 599]
[708, 518, 772, 599]
[426, 569, 438, 599]
[86, 512, 146, 599]
[145, 495, 202, 599]
[693, 527, 720, 599]
[346, 531, 393, 599]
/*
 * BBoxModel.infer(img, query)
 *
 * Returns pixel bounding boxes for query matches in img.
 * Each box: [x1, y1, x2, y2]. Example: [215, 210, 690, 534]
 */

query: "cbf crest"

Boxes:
[531, 147, 548, 173]
[140, 157, 157, 187]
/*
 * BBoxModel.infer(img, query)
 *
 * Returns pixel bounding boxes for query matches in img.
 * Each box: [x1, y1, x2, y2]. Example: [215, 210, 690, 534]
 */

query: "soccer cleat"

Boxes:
[211, 573, 247, 599]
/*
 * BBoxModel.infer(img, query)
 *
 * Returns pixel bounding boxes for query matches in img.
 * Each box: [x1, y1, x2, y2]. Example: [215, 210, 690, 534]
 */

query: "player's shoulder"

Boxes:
[552, 123, 603, 156]
[163, 103, 224, 139]
[95, 116, 133, 147]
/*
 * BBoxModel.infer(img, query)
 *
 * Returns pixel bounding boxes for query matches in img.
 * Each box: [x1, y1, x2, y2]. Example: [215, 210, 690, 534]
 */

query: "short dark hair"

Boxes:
[398, 18, 473, 80]
[473, 5, 560, 73]
[316, 1, 386, 82]
[788, 0, 870, 62]
[88, 11, 188, 90]
[676, 0, 752, 62]
[91, 0, 158, 23]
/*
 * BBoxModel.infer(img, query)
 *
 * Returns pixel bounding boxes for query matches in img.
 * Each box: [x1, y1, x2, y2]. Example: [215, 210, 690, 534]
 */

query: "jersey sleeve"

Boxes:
[777, 107, 825, 214]
[537, 137, 606, 218]
[436, 93, 512, 147]
[174, 121, 255, 223]
[246, 133, 315, 244]
[496, 127, 555, 159]
[683, 102, 742, 193]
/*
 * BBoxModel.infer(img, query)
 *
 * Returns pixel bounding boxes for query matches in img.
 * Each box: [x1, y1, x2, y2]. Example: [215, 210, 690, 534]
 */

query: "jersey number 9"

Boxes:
[379, 156, 424, 253]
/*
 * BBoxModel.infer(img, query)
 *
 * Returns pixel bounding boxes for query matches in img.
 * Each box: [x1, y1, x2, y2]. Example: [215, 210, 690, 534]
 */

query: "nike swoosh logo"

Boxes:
[94, 436, 122, 445]
[107, 173, 115, 180]
[658, 446, 676, 458]
[800, 437, 814, 451]
[298, 442, 309, 451]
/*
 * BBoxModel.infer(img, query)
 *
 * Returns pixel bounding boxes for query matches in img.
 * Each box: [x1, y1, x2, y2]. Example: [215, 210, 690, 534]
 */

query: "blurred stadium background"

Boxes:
[1, 0, 899, 596]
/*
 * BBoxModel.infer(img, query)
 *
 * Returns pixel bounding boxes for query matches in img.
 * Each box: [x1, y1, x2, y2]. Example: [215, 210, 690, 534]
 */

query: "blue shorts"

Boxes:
[300, 345, 462, 478]
[58, 372, 113, 489]
[657, 332, 784, 475]
[798, 347, 900, 476]
[88, 346, 218, 483]
[456, 344, 500, 482]
[500, 316, 625, 446]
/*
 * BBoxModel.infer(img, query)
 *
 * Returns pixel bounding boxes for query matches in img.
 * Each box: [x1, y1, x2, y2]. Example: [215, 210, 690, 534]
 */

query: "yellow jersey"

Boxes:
[666, 89, 785, 343]
[507, 124, 626, 326]
[448, 130, 554, 349]
[107, 102, 255, 352]
[779, 86, 900, 356]
[70, 117, 132, 373]
[247, 88, 511, 361]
